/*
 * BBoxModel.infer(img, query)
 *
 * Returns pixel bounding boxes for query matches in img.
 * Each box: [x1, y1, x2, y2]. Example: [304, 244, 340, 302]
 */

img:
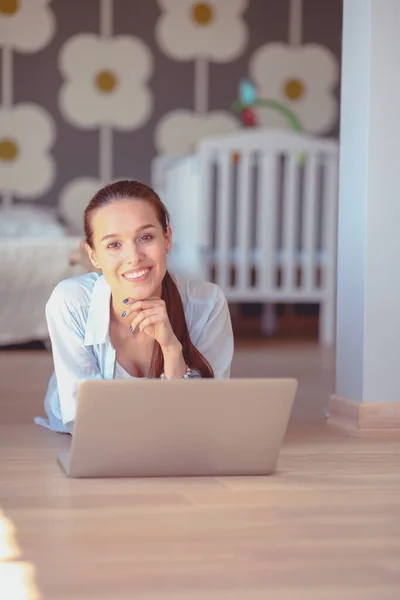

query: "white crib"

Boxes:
[156, 128, 339, 346]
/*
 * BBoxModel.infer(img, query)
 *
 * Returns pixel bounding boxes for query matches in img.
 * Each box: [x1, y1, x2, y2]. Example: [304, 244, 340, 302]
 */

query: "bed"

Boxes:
[0, 205, 85, 345]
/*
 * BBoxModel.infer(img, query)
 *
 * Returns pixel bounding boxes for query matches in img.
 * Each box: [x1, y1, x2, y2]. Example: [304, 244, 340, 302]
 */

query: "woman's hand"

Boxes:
[122, 297, 187, 378]
[122, 297, 178, 350]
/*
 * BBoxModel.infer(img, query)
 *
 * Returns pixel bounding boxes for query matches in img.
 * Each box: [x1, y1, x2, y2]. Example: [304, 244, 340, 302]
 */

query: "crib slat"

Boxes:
[282, 154, 298, 291]
[165, 157, 200, 279]
[215, 152, 232, 290]
[302, 153, 318, 293]
[236, 151, 252, 292]
[321, 154, 339, 292]
[199, 147, 214, 280]
[258, 153, 278, 294]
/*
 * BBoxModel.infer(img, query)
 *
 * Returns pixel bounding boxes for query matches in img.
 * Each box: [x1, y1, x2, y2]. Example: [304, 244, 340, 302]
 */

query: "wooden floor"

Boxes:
[1, 341, 400, 599]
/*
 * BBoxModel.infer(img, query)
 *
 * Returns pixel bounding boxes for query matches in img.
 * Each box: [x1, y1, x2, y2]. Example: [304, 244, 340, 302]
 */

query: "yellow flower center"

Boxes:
[95, 70, 118, 94]
[0, 0, 18, 15]
[284, 78, 305, 101]
[0, 139, 18, 162]
[192, 2, 214, 26]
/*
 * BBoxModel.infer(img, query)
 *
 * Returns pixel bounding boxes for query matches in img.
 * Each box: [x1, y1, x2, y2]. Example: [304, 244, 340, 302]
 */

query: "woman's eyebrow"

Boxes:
[101, 225, 156, 242]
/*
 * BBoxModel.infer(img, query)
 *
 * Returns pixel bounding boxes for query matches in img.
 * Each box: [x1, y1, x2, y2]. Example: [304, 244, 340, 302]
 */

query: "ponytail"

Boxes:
[147, 271, 214, 378]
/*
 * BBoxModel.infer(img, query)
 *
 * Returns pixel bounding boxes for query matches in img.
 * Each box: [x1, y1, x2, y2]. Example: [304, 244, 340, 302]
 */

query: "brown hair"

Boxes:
[84, 179, 214, 378]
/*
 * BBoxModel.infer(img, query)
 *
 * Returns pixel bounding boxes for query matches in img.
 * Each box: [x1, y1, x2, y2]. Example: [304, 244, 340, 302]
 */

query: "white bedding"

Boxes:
[0, 206, 86, 345]
[0, 236, 86, 345]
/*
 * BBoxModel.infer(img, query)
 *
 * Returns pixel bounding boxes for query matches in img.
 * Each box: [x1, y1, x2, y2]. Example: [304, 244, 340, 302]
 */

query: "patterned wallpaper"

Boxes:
[0, 0, 342, 231]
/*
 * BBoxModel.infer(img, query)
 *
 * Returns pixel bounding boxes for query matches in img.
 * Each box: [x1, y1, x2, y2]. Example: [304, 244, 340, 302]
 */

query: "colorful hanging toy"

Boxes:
[233, 78, 302, 133]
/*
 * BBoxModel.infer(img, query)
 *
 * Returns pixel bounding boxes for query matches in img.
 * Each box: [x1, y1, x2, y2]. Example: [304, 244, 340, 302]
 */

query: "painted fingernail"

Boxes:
[137, 327, 140, 333]
[121, 311, 126, 318]
[129, 325, 133, 332]
[122, 298, 129, 304]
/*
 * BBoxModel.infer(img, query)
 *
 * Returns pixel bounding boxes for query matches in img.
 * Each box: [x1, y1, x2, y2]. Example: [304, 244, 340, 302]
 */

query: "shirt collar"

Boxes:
[83, 274, 112, 346]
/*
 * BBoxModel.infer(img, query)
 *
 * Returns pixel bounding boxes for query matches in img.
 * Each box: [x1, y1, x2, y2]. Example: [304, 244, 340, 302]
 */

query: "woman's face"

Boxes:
[86, 198, 172, 300]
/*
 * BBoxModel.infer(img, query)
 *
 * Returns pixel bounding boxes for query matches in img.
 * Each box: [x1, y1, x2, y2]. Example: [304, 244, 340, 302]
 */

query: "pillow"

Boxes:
[0, 205, 66, 239]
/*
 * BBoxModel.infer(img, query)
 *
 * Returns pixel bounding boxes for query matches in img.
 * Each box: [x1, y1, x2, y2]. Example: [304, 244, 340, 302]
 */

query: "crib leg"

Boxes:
[319, 299, 336, 346]
[261, 303, 277, 336]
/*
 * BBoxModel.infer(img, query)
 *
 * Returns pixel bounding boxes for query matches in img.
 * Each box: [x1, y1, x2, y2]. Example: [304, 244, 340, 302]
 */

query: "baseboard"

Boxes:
[328, 395, 400, 436]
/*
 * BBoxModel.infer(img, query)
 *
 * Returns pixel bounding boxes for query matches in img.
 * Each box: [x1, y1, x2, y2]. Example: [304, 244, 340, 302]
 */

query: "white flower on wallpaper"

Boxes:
[249, 43, 339, 134]
[156, 0, 248, 62]
[58, 177, 102, 235]
[0, 0, 55, 52]
[0, 104, 56, 198]
[155, 110, 240, 155]
[58, 34, 153, 130]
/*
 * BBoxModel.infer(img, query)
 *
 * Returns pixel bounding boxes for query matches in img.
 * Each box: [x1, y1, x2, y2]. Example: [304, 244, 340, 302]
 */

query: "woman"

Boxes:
[35, 180, 234, 434]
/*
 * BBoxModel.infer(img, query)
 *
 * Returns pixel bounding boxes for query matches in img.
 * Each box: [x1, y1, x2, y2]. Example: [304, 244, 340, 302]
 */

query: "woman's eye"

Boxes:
[139, 234, 153, 243]
[107, 242, 121, 249]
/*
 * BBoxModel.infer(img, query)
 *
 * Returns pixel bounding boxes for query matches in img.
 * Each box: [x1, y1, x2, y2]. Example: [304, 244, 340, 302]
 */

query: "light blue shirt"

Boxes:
[35, 272, 234, 434]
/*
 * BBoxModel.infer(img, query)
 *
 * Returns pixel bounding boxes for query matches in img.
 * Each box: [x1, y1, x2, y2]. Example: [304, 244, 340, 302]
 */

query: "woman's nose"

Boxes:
[124, 242, 144, 264]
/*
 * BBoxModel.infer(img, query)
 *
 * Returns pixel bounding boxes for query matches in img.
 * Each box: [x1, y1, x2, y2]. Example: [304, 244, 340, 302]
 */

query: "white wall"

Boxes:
[337, 0, 400, 403]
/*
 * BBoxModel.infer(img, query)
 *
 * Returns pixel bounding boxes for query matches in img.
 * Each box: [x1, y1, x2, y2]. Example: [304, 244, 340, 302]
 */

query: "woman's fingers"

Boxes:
[121, 298, 165, 319]
[134, 314, 165, 334]
[129, 307, 163, 332]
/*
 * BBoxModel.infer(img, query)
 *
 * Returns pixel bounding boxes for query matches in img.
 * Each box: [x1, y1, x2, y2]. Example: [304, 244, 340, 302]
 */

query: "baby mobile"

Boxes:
[232, 78, 303, 133]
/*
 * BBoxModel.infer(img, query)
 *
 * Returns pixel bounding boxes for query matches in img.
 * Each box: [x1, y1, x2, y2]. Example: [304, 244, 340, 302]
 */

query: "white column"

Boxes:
[336, 0, 400, 405]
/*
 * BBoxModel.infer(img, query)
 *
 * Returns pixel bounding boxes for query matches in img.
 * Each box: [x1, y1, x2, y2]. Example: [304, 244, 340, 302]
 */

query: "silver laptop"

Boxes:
[57, 378, 298, 478]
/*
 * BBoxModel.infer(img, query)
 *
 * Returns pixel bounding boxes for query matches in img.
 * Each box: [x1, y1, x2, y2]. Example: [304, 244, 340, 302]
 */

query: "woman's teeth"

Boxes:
[123, 268, 150, 280]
